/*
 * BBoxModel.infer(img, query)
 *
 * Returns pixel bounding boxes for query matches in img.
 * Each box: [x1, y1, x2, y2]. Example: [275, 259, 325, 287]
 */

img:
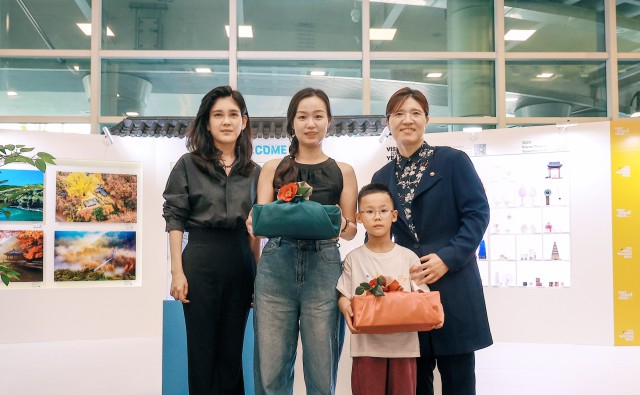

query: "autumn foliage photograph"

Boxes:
[0, 230, 44, 283]
[55, 172, 137, 223]
[54, 231, 136, 282]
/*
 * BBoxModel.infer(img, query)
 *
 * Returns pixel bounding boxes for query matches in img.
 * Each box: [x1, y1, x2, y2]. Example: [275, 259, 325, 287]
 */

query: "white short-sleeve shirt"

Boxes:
[336, 244, 429, 358]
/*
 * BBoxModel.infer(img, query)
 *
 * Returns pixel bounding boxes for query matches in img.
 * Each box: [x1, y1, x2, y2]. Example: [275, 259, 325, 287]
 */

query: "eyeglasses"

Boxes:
[387, 110, 428, 120]
[358, 209, 393, 219]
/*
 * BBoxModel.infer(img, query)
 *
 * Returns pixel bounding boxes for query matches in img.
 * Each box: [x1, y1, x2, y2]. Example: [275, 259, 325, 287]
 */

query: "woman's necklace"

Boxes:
[219, 158, 234, 170]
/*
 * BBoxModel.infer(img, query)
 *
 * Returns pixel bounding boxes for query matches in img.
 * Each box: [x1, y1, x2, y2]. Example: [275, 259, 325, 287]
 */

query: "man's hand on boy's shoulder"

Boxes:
[409, 253, 449, 285]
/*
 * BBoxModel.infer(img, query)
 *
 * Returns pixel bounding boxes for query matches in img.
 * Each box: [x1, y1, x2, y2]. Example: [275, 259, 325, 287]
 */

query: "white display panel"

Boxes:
[472, 152, 572, 288]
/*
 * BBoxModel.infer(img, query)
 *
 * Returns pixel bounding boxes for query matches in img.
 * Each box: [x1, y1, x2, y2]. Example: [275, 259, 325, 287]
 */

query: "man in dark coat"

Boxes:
[372, 87, 491, 395]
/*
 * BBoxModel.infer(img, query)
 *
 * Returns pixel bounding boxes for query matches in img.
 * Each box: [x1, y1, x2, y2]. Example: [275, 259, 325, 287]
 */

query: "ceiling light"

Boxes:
[77, 23, 114, 36]
[370, 28, 397, 41]
[310, 71, 326, 76]
[536, 73, 554, 78]
[506, 97, 518, 102]
[195, 68, 212, 73]
[77, 23, 91, 35]
[117, 94, 120, 97]
[126, 112, 139, 116]
[7, 91, 17, 96]
[504, 29, 536, 41]
[426, 72, 442, 78]
[74, 66, 80, 71]
[225, 25, 254, 38]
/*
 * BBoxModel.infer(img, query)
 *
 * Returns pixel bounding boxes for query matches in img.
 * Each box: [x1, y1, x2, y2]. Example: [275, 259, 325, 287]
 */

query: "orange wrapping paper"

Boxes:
[351, 291, 444, 335]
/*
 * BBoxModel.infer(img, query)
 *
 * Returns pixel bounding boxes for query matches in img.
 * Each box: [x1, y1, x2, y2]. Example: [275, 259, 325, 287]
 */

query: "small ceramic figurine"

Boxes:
[518, 184, 527, 206]
[529, 185, 537, 206]
[551, 242, 560, 260]
[478, 240, 487, 260]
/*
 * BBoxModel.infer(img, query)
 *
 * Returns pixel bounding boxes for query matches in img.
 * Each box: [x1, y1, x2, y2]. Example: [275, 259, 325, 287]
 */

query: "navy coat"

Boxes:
[372, 146, 492, 356]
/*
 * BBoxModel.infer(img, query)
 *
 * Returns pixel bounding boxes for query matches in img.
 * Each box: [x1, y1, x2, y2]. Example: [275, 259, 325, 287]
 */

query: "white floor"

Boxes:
[0, 338, 639, 395]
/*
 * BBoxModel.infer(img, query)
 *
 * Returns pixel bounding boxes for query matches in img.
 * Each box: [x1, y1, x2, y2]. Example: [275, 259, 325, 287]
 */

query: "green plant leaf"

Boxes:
[35, 159, 46, 172]
[371, 285, 385, 297]
[1, 274, 9, 286]
[2, 210, 10, 219]
[5, 145, 15, 151]
[359, 282, 371, 290]
[24, 157, 35, 166]
[0, 202, 10, 209]
[20, 147, 34, 152]
[15, 156, 27, 163]
[0, 179, 7, 184]
[355, 286, 364, 295]
[376, 277, 383, 286]
[16, 145, 25, 148]
[37, 152, 56, 164]
[0, 267, 20, 276]
[0, 149, 5, 154]
[4, 158, 17, 164]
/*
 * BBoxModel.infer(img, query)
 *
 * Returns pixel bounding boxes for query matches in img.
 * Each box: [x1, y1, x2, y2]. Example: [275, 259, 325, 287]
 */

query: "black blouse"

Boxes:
[163, 153, 261, 232]
[273, 158, 343, 206]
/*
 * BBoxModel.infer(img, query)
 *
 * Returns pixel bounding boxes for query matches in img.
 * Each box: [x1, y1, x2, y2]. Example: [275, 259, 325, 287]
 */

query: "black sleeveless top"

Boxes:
[273, 158, 343, 206]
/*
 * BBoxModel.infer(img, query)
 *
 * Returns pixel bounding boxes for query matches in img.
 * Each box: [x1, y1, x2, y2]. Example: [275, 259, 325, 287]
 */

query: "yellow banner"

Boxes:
[611, 121, 640, 346]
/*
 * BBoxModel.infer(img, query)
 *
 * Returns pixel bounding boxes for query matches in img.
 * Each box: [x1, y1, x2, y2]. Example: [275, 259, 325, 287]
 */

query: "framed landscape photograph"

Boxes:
[0, 169, 44, 222]
[0, 230, 44, 283]
[54, 231, 136, 281]
[55, 172, 137, 223]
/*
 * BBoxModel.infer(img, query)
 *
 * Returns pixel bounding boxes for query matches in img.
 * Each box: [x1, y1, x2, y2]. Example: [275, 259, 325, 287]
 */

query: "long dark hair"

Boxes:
[273, 88, 332, 189]
[186, 86, 255, 180]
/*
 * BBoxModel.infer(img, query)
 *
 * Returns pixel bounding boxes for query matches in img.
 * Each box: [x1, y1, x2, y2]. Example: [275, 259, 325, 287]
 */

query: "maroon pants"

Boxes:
[352, 356, 417, 395]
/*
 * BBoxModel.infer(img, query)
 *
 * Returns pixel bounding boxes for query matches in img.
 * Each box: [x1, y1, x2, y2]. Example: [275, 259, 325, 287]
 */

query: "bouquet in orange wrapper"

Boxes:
[351, 276, 444, 334]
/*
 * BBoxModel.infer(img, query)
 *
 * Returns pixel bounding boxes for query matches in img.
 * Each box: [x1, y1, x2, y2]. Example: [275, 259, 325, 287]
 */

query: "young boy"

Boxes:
[336, 183, 440, 395]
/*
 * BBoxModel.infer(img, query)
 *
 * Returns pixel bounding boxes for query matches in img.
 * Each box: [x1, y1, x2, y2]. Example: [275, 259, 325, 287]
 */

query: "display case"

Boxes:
[472, 152, 571, 288]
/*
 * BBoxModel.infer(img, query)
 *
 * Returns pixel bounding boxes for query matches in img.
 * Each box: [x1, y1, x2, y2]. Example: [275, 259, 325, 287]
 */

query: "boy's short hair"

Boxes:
[357, 183, 394, 208]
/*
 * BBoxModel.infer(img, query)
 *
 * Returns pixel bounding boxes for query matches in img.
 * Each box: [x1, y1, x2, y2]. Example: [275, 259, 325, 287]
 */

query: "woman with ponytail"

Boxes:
[163, 86, 261, 395]
[247, 88, 358, 395]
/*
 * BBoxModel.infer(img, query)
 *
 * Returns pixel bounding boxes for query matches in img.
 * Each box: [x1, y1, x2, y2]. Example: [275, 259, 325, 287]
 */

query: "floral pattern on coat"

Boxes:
[395, 141, 434, 242]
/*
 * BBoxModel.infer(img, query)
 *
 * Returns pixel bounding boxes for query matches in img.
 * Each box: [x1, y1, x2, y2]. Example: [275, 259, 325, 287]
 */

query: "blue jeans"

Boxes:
[253, 237, 345, 395]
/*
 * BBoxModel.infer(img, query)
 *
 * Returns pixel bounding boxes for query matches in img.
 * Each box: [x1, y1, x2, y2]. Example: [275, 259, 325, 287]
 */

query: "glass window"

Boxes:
[102, 0, 229, 50]
[0, 123, 91, 133]
[505, 61, 607, 118]
[370, 0, 494, 52]
[100, 59, 230, 117]
[238, 60, 363, 117]
[617, 5, 640, 52]
[239, 0, 361, 51]
[505, 0, 605, 52]
[371, 60, 496, 117]
[617, 61, 640, 117]
[0, 0, 91, 49]
[426, 124, 496, 133]
[0, 58, 90, 116]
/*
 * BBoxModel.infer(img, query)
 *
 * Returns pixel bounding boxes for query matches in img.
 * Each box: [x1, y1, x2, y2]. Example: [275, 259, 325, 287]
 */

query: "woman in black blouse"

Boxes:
[246, 88, 358, 395]
[163, 85, 261, 395]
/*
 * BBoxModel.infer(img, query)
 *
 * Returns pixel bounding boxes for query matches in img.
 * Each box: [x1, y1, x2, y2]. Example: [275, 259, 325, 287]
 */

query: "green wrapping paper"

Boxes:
[252, 199, 342, 240]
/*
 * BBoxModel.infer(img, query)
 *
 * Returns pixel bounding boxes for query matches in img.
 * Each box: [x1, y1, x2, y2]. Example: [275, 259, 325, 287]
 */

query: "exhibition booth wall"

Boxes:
[0, 122, 614, 347]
